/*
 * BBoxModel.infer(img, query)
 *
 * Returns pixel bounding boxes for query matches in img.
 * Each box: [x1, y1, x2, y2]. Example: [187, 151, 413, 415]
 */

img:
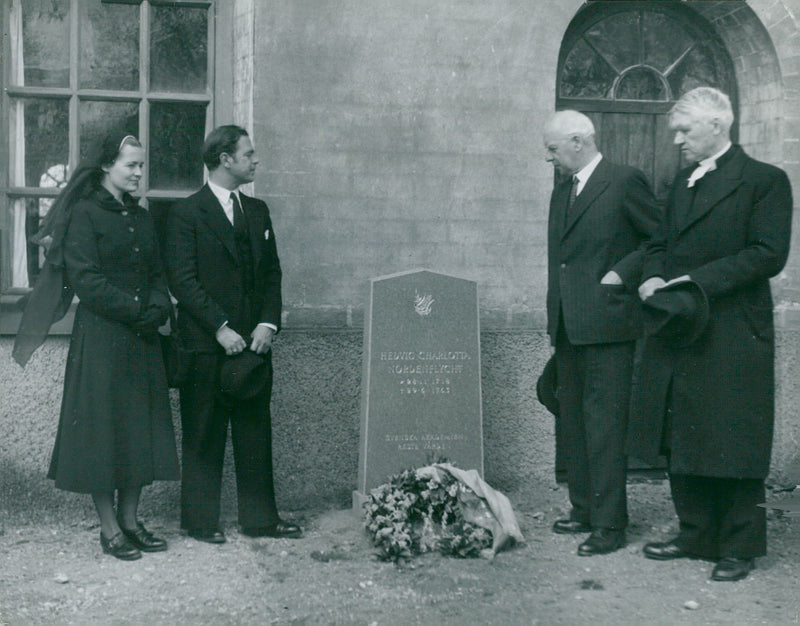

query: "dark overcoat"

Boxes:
[48, 188, 179, 493]
[627, 146, 793, 479]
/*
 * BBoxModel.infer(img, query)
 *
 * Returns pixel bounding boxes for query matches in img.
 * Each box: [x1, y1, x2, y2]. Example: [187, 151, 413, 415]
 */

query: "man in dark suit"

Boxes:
[544, 110, 660, 556]
[631, 87, 792, 581]
[165, 125, 301, 543]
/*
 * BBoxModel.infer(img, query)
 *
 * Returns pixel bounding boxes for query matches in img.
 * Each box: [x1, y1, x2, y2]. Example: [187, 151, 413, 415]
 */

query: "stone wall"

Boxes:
[3, 1, 800, 525]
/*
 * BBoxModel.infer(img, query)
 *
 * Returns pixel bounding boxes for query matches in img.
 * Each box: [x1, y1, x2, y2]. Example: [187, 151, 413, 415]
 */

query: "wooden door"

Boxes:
[553, 2, 738, 477]
[557, 2, 738, 206]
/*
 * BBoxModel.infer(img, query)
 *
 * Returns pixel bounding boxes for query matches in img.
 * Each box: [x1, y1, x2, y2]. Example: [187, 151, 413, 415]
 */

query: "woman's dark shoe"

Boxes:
[120, 522, 168, 552]
[100, 532, 142, 561]
[711, 557, 754, 582]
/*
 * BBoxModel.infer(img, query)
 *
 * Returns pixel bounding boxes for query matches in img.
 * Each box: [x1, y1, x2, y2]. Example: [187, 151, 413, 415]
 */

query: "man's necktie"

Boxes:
[230, 192, 245, 230]
[568, 175, 579, 207]
[565, 175, 579, 229]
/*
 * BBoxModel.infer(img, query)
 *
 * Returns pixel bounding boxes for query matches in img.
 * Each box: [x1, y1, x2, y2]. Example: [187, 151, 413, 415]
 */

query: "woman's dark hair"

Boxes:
[202, 125, 248, 170]
[31, 131, 142, 264]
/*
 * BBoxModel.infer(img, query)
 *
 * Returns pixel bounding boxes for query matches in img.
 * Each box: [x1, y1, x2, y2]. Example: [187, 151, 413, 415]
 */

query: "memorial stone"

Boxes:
[355, 269, 483, 508]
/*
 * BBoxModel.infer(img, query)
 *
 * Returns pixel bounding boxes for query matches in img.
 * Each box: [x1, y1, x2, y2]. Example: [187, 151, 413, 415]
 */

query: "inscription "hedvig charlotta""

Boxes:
[380, 351, 469, 375]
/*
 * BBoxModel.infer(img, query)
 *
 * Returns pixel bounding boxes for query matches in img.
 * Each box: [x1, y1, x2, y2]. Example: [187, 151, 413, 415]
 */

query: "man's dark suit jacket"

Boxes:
[547, 158, 661, 345]
[164, 184, 282, 351]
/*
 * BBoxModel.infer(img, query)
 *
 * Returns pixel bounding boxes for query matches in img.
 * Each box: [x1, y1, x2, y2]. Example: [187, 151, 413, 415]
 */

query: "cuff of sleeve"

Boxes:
[258, 322, 278, 332]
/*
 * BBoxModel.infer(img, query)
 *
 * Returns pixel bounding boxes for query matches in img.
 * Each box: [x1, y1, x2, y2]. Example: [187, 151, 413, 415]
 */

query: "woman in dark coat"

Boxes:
[14, 132, 179, 560]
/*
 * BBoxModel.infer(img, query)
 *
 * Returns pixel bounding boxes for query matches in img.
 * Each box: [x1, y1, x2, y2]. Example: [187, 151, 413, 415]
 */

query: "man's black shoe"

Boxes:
[242, 520, 302, 539]
[187, 528, 227, 544]
[711, 557, 754, 582]
[577, 528, 626, 556]
[552, 519, 591, 534]
[643, 540, 689, 561]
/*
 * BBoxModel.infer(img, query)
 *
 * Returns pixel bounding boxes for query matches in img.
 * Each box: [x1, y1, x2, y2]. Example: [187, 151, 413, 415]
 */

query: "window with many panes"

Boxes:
[1, 0, 215, 301]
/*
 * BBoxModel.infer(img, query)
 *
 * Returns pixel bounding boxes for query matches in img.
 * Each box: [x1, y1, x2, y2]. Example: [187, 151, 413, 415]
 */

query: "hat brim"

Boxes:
[644, 279, 710, 347]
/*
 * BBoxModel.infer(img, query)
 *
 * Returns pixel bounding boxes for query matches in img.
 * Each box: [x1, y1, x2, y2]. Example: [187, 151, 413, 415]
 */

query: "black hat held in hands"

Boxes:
[642, 279, 710, 348]
[220, 351, 269, 399]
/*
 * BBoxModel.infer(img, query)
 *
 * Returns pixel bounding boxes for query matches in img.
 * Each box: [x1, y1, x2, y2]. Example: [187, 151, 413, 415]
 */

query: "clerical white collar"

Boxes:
[698, 142, 732, 169]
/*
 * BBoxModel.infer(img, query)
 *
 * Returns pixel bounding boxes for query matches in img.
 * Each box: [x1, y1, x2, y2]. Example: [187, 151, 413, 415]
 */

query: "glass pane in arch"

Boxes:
[560, 38, 616, 99]
[616, 67, 667, 101]
[642, 11, 693, 74]
[583, 11, 640, 72]
[667, 44, 724, 99]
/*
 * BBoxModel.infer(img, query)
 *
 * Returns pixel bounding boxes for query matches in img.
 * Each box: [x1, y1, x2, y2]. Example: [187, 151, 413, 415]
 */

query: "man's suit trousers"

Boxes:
[179, 352, 278, 531]
[556, 322, 632, 530]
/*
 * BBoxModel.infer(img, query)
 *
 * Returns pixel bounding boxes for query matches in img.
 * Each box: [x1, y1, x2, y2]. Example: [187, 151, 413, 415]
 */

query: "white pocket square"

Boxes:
[264, 229, 270, 240]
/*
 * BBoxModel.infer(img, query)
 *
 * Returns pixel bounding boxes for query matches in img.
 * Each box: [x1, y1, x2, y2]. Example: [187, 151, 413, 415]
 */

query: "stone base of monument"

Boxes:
[352, 490, 369, 516]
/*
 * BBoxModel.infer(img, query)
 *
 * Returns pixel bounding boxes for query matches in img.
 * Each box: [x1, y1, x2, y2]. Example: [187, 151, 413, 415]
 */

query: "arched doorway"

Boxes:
[557, 2, 739, 205]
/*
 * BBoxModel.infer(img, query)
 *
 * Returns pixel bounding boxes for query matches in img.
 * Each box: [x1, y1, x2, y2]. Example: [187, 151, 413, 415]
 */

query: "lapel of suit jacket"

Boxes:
[197, 184, 239, 263]
[240, 192, 263, 270]
[678, 146, 746, 234]
[562, 158, 610, 239]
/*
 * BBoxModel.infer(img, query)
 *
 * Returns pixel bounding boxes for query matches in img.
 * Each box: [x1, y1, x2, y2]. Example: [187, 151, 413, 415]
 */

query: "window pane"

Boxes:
[13, 0, 70, 87]
[583, 11, 640, 73]
[10, 197, 61, 288]
[80, 0, 140, 90]
[79, 101, 140, 161]
[616, 67, 667, 101]
[560, 38, 616, 99]
[667, 44, 724, 99]
[150, 6, 208, 92]
[149, 103, 206, 190]
[10, 98, 70, 187]
[642, 12, 693, 74]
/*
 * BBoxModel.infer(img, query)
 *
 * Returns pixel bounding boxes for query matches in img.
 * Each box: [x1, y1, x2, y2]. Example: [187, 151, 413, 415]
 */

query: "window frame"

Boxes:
[1, 0, 232, 334]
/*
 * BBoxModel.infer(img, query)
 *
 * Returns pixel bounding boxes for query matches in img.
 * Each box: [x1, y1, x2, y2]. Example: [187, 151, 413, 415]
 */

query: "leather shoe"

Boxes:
[643, 540, 689, 561]
[552, 519, 591, 534]
[100, 532, 142, 561]
[577, 528, 626, 556]
[242, 520, 302, 539]
[187, 528, 227, 544]
[711, 557, 754, 582]
[120, 522, 167, 552]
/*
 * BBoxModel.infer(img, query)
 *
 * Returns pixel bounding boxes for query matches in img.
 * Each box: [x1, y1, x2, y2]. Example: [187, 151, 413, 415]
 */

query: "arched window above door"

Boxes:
[559, 4, 735, 108]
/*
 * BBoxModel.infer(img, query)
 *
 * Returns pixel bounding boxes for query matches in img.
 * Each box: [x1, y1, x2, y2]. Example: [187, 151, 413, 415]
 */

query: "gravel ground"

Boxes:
[1, 480, 799, 626]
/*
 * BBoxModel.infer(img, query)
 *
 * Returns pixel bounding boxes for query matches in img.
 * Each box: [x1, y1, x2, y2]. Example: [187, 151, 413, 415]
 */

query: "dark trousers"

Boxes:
[179, 352, 278, 530]
[555, 323, 633, 530]
[670, 473, 766, 560]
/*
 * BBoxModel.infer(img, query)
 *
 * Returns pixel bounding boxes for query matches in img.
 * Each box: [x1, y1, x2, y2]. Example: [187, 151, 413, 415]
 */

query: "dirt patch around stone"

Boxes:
[1, 481, 798, 625]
